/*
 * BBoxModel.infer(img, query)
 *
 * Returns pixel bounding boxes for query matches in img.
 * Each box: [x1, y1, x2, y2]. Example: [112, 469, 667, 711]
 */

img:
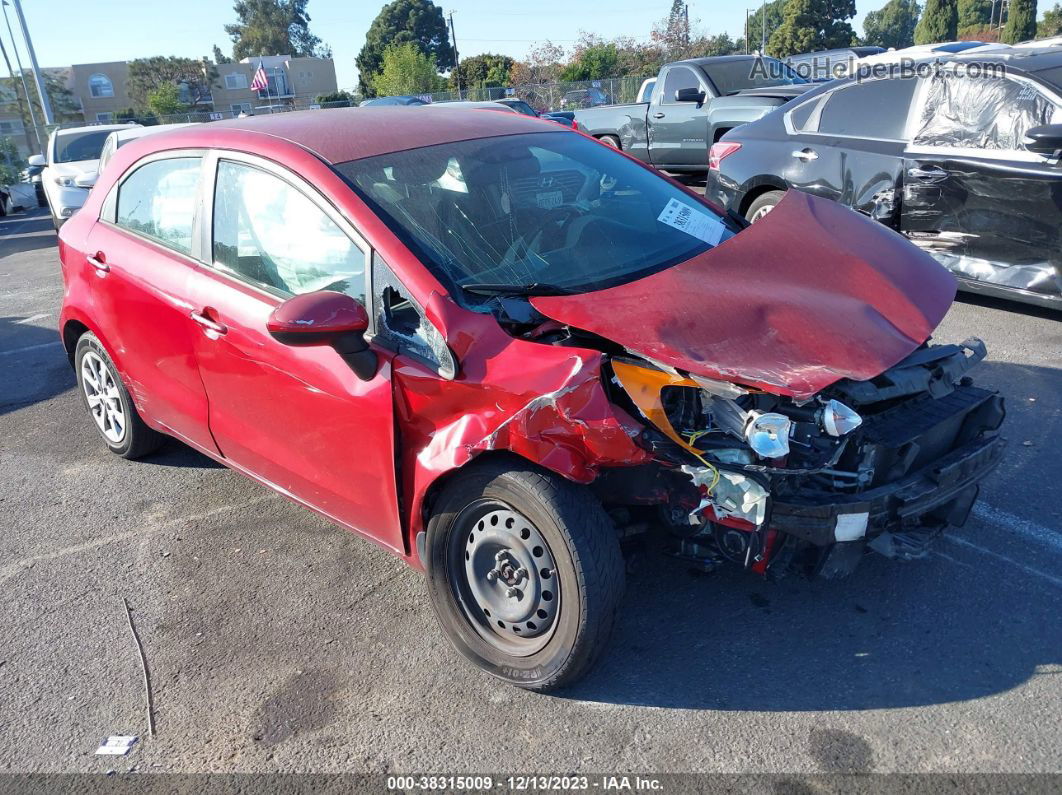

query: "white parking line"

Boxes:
[0, 340, 63, 356]
[15, 313, 50, 324]
[972, 502, 1062, 555]
[0, 496, 276, 585]
[943, 535, 1062, 588]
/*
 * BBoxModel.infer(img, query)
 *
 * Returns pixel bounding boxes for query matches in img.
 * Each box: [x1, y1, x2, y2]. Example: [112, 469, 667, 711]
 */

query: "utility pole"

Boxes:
[745, 9, 750, 55]
[760, 0, 766, 54]
[0, 2, 39, 150]
[684, 3, 690, 47]
[0, 33, 36, 151]
[448, 11, 461, 100]
[8, 0, 52, 125]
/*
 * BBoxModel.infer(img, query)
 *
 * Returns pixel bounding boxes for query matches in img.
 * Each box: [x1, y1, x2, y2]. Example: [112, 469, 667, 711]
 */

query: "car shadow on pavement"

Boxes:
[0, 317, 72, 415]
[955, 291, 1062, 321]
[562, 359, 1062, 712]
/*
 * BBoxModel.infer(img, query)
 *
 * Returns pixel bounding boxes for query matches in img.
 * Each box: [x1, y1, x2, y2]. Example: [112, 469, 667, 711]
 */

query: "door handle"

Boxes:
[653, 112, 665, 119]
[907, 165, 948, 183]
[190, 310, 227, 335]
[86, 252, 109, 273]
[791, 148, 818, 161]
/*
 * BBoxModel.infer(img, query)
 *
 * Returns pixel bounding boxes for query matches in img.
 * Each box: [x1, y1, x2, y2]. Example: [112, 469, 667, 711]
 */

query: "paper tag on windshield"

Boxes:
[657, 198, 725, 245]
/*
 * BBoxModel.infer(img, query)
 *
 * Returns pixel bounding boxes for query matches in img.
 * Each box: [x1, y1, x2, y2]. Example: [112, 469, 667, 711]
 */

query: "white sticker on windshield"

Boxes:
[657, 198, 725, 246]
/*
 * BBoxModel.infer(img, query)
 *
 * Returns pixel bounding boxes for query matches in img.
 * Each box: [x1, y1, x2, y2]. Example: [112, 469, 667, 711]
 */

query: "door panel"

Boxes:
[900, 154, 1062, 297]
[648, 66, 709, 168]
[187, 268, 404, 550]
[86, 224, 217, 451]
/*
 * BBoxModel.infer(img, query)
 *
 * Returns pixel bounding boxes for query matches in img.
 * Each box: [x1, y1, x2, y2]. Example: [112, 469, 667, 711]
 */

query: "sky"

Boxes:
[14, 0, 895, 90]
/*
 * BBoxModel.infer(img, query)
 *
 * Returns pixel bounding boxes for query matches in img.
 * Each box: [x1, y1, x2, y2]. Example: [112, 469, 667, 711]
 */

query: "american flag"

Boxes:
[250, 64, 269, 92]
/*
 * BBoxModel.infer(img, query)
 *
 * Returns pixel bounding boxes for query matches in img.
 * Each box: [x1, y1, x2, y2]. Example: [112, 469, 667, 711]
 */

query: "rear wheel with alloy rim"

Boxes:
[74, 332, 165, 459]
[745, 190, 784, 222]
[425, 460, 624, 691]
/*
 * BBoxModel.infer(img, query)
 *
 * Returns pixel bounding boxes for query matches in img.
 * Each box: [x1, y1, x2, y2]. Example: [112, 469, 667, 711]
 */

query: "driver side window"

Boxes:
[661, 66, 701, 104]
[212, 160, 366, 300]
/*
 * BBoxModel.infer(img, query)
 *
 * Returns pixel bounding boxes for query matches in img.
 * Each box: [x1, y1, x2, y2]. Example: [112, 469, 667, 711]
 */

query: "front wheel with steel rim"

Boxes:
[425, 460, 625, 691]
[74, 332, 165, 459]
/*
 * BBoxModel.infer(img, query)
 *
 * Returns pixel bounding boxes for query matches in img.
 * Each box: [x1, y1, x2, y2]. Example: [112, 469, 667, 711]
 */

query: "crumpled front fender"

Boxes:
[396, 295, 650, 561]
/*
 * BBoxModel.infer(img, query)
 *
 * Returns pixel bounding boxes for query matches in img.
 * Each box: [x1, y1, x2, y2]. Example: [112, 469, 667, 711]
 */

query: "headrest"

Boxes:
[390, 152, 451, 185]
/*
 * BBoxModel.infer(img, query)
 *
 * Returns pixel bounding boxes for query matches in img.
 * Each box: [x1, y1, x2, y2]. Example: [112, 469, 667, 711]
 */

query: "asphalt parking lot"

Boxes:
[1, 205, 1060, 775]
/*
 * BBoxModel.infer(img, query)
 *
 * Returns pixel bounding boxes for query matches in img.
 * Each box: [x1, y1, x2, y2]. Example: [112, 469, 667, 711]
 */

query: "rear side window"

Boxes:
[911, 74, 1060, 151]
[661, 66, 702, 104]
[116, 157, 201, 255]
[212, 160, 365, 299]
[816, 78, 918, 139]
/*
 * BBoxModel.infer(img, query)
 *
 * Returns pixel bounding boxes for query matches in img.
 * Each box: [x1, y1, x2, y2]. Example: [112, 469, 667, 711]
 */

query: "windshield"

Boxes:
[704, 57, 807, 95]
[53, 129, 113, 164]
[335, 131, 736, 295]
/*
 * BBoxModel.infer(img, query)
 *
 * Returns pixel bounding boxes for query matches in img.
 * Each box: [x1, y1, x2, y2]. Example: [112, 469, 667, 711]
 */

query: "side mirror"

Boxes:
[1024, 124, 1062, 159]
[675, 87, 706, 104]
[74, 173, 97, 189]
[27, 154, 45, 167]
[267, 290, 377, 380]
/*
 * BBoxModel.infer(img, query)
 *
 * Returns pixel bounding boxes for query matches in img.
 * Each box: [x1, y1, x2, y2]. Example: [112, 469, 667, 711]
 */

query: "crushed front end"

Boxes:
[604, 339, 1005, 579]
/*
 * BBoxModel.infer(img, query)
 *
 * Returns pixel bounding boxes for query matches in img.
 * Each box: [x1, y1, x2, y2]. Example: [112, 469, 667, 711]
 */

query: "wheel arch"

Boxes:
[738, 178, 788, 216]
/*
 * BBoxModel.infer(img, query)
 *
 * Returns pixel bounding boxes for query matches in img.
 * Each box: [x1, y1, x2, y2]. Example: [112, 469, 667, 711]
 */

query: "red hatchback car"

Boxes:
[59, 108, 1005, 690]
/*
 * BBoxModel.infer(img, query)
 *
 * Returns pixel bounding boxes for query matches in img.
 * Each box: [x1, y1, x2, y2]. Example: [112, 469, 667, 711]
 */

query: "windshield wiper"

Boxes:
[461, 282, 575, 297]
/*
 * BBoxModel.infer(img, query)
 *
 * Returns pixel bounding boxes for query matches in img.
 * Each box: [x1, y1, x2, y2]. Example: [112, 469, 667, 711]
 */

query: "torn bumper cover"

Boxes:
[769, 433, 1005, 547]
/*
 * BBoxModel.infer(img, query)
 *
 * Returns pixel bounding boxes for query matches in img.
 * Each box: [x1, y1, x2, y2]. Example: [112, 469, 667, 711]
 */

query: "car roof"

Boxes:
[132, 106, 564, 164]
[109, 123, 197, 145]
[55, 123, 139, 138]
[428, 101, 517, 111]
[949, 46, 1062, 74]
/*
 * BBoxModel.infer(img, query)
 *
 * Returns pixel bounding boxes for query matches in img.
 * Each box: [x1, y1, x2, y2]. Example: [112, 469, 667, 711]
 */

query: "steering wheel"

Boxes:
[524, 205, 585, 250]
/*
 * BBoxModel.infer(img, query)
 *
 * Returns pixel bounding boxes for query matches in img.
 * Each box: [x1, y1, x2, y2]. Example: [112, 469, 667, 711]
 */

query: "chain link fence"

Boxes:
[13, 74, 656, 142]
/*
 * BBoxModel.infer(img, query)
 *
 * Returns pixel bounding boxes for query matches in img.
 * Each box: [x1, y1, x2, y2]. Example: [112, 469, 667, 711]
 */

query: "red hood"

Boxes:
[531, 191, 956, 400]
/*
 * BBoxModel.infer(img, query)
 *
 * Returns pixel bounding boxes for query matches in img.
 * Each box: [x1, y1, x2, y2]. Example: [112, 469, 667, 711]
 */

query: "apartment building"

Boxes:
[0, 54, 338, 156]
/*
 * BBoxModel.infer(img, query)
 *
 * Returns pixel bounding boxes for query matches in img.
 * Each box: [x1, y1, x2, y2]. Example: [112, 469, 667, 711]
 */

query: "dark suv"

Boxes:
[708, 49, 1062, 310]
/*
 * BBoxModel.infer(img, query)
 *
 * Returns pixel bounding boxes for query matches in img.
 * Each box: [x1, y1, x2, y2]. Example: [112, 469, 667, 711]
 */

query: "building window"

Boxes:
[224, 72, 248, 90]
[230, 103, 251, 114]
[89, 73, 114, 98]
[96, 112, 113, 123]
[0, 119, 24, 136]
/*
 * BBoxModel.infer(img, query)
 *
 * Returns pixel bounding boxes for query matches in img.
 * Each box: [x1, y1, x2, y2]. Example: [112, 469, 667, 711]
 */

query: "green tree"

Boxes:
[560, 44, 619, 81]
[212, 45, 233, 64]
[0, 135, 26, 185]
[128, 56, 217, 111]
[1002, 0, 1039, 41]
[450, 53, 513, 91]
[746, 0, 788, 52]
[147, 83, 185, 117]
[315, 89, 355, 105]
[769, 0, 857, 57]
[914, 0, 958, 43]
[371, 42, 443, 97]
[864, 0, 922, 48]
[957, 0, 992, 32]
[1, 71, 79, 146]
[225, 0, 329, 61]
[1041, 3, 1062, 35]
[356, 0, 454, 96]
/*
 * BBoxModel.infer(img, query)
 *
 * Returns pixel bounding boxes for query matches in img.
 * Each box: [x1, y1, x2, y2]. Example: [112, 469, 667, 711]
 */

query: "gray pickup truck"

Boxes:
[574, 55, 814, 173]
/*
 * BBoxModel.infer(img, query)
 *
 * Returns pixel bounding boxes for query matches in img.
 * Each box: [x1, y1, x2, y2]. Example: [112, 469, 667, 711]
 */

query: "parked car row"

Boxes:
[58, 106, 1005, 691]
[709, 47, 1062, 310]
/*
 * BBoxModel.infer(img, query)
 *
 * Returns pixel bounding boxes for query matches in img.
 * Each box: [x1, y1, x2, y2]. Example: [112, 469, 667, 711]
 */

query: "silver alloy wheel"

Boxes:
[457, 505, 561, 656]
[81, 350, 125, 444]
[749, 203, 775, 222]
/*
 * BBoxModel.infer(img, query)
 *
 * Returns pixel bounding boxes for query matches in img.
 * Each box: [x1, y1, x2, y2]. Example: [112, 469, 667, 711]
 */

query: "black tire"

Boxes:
[74, 332, 165, 459]
[425, 459, 625, 691]
[745, 189, 785, 222]
[598, 135, 620, 149]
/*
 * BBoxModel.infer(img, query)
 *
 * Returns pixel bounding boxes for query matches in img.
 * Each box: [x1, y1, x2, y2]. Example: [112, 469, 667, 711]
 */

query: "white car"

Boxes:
[94, 123, 198, 180]
[32, 124, 139, 228]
